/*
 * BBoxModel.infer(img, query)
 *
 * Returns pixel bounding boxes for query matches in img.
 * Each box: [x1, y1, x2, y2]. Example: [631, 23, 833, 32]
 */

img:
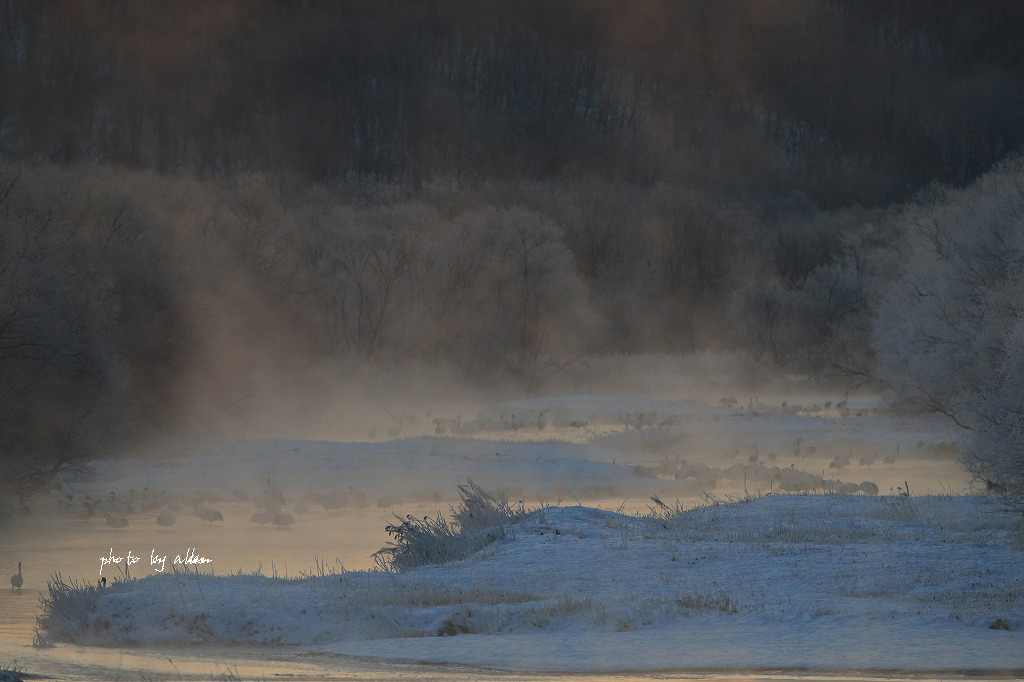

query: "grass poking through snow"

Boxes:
[372, 479, 526, 572]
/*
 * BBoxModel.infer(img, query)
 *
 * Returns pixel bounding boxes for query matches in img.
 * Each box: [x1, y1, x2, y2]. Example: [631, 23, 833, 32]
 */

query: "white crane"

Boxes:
[272, 512, 294, 528]
[106, 513, 129, 530]
[195, 507, 224, 525]
[250, 511, 273, 525]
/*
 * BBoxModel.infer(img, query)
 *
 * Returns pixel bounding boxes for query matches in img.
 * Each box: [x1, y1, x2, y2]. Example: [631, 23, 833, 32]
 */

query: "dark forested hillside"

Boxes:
[1, 1, 1021, 205]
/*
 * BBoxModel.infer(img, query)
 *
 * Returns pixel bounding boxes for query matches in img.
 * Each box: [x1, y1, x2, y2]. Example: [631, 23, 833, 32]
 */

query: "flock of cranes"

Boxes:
[50, 477, 381, 539]
[9, 477, 372, 592]
[8, 394, 927, 596]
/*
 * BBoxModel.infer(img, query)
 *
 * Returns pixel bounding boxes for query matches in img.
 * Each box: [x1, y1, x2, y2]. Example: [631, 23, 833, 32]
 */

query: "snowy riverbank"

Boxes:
[38, 493, 1024, 674]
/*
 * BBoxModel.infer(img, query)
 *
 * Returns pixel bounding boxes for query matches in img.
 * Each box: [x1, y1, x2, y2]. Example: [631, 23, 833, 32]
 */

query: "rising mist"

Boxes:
[1, 0, 1023, 503]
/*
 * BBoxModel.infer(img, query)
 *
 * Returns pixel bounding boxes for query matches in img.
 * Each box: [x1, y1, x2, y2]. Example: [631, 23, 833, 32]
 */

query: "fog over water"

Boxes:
[2, 2, 1024, 679]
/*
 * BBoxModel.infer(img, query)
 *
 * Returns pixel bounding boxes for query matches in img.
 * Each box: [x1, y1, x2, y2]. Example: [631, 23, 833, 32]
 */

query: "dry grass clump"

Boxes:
[36, 573, 120, 643]
[373, 480, 527, 572]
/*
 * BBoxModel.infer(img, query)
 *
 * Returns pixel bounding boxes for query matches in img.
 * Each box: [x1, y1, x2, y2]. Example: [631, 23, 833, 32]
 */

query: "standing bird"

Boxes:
[250, 511, 274, 526]
[11, 562, 23, 590]
[106, 513, 129, 530]
[272, 512, 294, 528]
[264, 478, 285, 506]
[195, 507, 223, 525]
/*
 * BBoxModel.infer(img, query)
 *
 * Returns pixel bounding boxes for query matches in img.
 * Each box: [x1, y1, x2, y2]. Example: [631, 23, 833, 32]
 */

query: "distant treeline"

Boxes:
[1, 0, 1022, 206]
[6, 156, 1024, 501]
[0, 161, 890, 487]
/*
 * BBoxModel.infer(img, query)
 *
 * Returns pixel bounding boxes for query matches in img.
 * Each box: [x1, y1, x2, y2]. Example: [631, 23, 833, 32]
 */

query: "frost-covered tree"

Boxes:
[730, 208, 892, 375]
[874, 155, 1024, 508]
[963, 319, 1024, 509]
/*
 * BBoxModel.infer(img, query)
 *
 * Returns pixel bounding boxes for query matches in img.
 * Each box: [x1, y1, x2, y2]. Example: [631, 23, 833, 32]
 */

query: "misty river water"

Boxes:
[1, 503, 419, 680]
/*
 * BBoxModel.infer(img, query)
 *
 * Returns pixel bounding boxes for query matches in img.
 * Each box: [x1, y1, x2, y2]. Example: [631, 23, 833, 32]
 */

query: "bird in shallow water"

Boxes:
[195, 507, 223, 525]
[11, 562, 23, 590]
[264, 478, 285, 506]
[250, 511, 273, 526]
[106, 513, 129, 530]
[272, 512, 294, 528]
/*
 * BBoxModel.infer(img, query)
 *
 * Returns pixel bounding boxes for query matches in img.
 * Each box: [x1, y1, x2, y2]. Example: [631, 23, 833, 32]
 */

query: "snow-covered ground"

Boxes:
[39, 494, 1024, 673]
[17, 392, 1024, 674]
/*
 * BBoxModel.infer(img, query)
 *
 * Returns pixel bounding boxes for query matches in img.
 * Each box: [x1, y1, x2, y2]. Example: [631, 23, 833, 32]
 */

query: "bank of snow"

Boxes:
[40, 494, 1024, 673]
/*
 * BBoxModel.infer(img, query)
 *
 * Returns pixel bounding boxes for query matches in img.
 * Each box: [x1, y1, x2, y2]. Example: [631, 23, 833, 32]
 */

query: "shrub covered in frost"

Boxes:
[373, 480, 526, 572]
[36, 573, 114, 643]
